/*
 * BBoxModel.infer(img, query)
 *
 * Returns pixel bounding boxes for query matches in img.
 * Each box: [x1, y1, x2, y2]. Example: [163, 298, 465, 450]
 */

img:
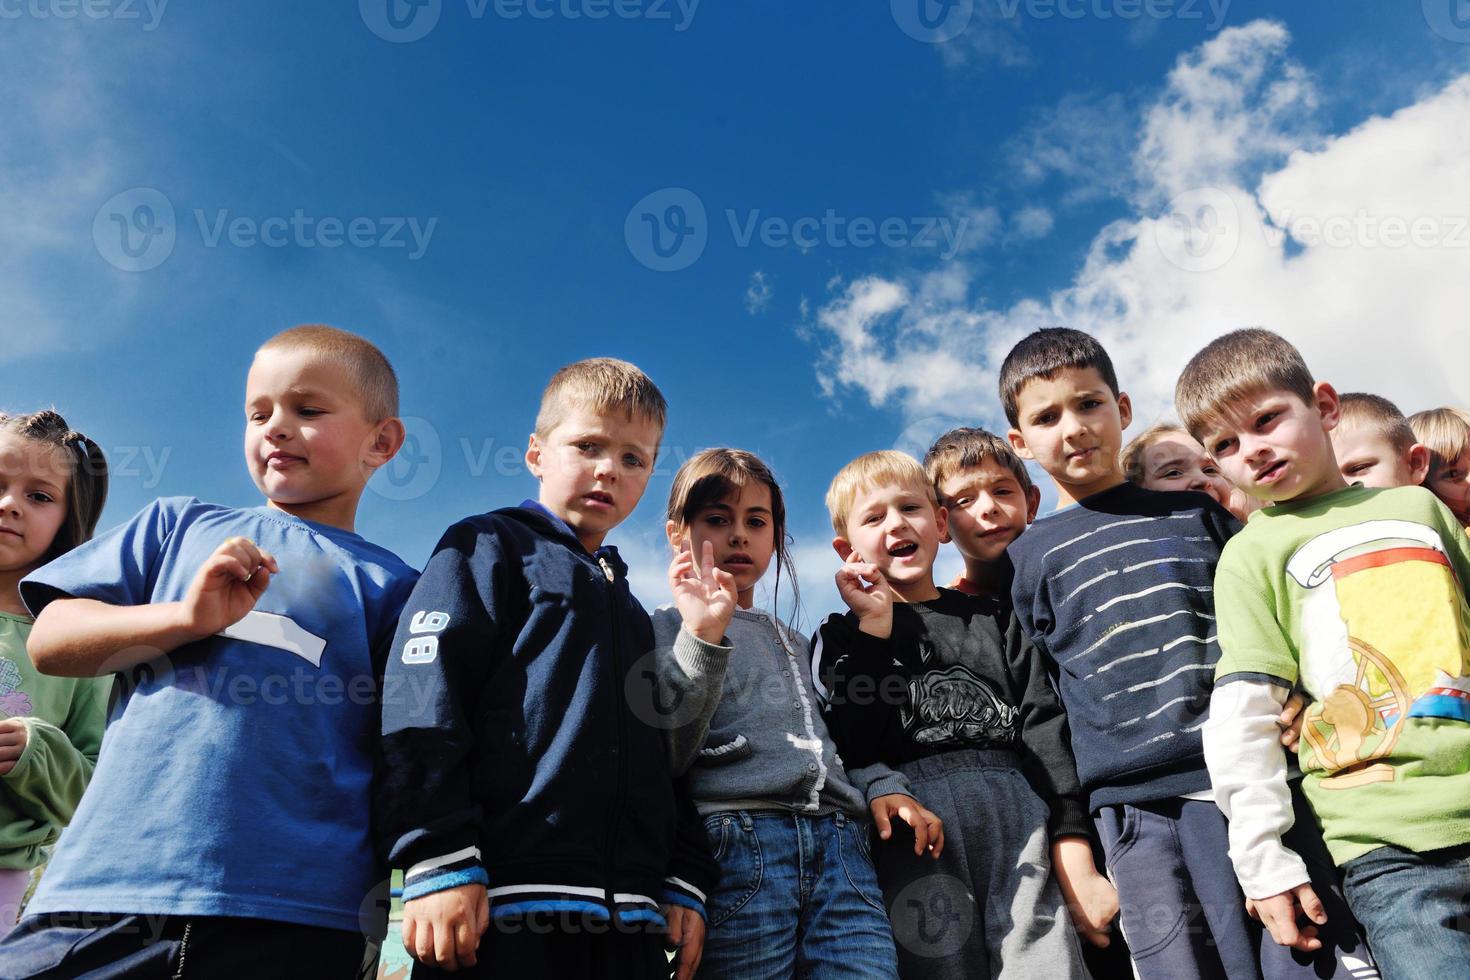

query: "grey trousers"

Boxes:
[874, 748, 1087, 980]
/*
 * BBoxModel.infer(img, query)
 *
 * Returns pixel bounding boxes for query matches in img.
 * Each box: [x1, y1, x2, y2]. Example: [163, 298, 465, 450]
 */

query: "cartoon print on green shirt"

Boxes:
[0, 658, 33, 718]
[1286, 520, 1470, 788]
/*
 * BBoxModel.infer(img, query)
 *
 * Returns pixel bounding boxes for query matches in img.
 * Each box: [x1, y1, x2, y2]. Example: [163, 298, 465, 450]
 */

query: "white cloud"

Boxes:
[808, 21, 1470, 451]
[1005, 92, 1136, 206]
[1011, 205, 1054, 239]
[745, 269, 772, 315]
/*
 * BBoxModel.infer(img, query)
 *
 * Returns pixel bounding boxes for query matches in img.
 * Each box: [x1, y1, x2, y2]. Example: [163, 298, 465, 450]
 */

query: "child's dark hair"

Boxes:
[0, 410, 109, 561]
[999, 327, 1120, 428]
[667, 449, 801, 627]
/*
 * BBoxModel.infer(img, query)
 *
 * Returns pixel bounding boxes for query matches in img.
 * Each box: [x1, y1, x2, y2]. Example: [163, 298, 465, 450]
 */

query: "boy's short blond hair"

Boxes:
[1176, 328, 1315, 441]
[257, 324, 399, 422]
[1121, 421, 1193, 483]
[922, 427, 1034, 497]
[1409, 407, 1470, 476]
[1339, 393, 1416, 454]
[535, 358, 667, 441]
[826, 450, 937, 538]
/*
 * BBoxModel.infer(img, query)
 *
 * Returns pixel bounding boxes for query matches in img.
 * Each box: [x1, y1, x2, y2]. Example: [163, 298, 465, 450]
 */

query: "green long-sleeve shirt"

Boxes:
[0, 612, 108, 871]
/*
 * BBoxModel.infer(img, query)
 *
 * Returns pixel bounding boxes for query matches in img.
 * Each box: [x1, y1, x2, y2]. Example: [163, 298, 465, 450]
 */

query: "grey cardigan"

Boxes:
[653, 606, 909, 818]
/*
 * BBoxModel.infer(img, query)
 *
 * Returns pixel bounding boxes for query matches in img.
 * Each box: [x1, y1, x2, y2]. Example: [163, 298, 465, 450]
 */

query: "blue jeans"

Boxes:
[1341, 841, 1470, 980]
[698, 810, 898, 979]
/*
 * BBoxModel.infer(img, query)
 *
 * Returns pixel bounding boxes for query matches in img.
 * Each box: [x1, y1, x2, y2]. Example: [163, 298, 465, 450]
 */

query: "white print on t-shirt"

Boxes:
[218, 611, 327, 668]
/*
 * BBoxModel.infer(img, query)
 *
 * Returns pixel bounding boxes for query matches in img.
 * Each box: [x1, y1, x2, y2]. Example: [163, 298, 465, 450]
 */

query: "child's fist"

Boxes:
[870, 793, 944, 858]
[403, 882, 490, 972]
[1247, 884, 1327, 953]
[1277, 690, 1309, 752]
[0, 718, 28, 776]
[179, 537, 278, 639]
[662, 903, 706, 980]
[669, 538, 737, 645]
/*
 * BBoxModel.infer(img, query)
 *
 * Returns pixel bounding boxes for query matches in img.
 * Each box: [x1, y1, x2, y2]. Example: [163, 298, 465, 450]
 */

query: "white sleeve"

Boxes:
[1203, 678, 1312, 899]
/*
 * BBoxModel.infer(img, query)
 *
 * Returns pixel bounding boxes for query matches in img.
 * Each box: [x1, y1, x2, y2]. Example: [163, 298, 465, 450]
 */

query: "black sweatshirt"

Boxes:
[812, 589, 1089, 839]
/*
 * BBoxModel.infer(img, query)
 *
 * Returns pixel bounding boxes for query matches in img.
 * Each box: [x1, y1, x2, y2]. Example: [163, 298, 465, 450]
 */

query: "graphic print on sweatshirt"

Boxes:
[902, 664, 1020, 749]
[1288, 519, 1470, 788]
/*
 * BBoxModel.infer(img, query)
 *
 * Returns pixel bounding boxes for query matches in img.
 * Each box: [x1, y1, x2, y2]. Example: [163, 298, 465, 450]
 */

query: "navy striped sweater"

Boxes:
[1008, 483, 1239, 810]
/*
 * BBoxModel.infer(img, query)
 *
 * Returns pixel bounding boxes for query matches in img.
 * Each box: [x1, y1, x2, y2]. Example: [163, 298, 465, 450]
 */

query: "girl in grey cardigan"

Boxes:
[653, 449, 942, 980]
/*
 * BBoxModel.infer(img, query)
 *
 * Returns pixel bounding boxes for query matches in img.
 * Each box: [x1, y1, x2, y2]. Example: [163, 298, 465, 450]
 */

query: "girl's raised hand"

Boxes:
[835, 553, 892, 635]
[669, 538, 737, 645]
[179, 536, 279, 639]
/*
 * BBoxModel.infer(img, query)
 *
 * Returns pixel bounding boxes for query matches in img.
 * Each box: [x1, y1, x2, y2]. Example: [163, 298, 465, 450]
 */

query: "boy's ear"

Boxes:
[1007, 428, 1035, 461]
[524, 433, 544, 479]
[1313, 382, 1342, 432]
[665, 519, 684, 553]
[1117, 391, 1133, 431]
[1408, 443, 1432, 485]
[1024, 485, 1042, 523]
[361, 418, 406, 470]
[934, 504, 949, 543]
[832, 536, 855, 561]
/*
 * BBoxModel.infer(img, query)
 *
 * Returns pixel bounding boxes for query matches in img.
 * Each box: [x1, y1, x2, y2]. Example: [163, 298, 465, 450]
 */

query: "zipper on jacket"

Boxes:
[601, 551, 630, 921]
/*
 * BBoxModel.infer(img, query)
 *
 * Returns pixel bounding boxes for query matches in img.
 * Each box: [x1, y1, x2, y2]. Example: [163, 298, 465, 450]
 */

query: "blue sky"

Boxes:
[3, 0, 1468, 623]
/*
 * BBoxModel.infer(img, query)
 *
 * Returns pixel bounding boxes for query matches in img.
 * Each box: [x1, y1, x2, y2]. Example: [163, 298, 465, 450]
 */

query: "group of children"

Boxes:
[0, 322, 1466, 979]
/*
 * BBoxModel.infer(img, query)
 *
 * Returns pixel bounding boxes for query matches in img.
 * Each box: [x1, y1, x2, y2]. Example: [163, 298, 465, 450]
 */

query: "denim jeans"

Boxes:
[1341, 841, 1470, 980]
[698, 809, 898, 979]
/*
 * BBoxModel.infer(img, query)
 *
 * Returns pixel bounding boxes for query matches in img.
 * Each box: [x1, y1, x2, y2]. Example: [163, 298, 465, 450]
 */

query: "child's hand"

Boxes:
[669, 539, 737, 645]
[402, 882, 490, 972]
[870, 793, 944, 858]
[662, 903, 705, 980]
[1247, 884, 1326, 953]
[0, 718, 27, 776]
[179, 537, 279, 639]
[836, 555, 892, 637]
[1051, 837, 1119, 949]
[1277, 690, 1309, 752]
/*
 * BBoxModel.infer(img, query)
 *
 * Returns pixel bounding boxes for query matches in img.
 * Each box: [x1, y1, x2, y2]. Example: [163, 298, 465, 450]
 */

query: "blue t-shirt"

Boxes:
[19, 497, 417, 932]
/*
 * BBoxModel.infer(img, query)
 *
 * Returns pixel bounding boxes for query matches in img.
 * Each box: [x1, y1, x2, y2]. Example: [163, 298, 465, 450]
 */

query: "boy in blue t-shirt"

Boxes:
[0, 325, 417, 979]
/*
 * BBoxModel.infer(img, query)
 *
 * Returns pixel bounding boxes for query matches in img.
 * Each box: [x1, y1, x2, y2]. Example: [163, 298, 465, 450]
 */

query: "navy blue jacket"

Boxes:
[375, 501, 714, 925]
